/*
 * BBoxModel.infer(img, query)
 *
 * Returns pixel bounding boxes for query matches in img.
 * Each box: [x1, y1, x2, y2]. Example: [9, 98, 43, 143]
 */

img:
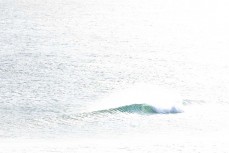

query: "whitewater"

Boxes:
[1, 0, 229, 152]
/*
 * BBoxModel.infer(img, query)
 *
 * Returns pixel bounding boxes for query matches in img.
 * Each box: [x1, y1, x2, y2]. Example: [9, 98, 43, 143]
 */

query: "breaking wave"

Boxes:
[87, 84, 184, 115]
[94, 103, 183, 114]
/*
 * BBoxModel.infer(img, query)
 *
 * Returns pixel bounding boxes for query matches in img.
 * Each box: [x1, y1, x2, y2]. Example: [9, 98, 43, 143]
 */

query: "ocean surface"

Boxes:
[1, 0, 229, 152]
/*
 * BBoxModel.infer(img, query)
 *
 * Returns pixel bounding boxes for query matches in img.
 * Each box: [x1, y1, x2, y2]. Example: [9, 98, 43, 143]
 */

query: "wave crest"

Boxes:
[88, 84, 184, 115]
[95, 103, 183, 114]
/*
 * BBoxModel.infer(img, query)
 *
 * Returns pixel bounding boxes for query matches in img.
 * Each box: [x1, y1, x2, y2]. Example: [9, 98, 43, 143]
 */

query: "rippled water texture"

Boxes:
[1, 0, 229, 152]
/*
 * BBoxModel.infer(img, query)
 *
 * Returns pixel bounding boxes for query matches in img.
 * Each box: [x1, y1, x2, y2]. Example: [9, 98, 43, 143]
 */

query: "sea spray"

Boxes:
[87, 84, 184, 114]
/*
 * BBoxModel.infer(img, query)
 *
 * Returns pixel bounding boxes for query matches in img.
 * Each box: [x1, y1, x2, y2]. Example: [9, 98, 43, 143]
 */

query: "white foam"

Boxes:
[88, 83, 183, 113]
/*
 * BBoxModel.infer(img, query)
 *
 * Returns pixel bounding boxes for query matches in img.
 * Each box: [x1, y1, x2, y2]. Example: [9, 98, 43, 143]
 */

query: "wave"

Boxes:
[87, 84, 184, 115]
[95, 103, 183, 114]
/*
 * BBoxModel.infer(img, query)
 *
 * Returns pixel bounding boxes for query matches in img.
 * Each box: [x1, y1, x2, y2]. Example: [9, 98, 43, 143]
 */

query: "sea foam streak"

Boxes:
[88, 84, 184, 114]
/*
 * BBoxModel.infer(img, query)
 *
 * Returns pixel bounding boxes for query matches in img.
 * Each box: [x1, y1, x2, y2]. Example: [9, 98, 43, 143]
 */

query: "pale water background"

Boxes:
[1, 0, 229, 152]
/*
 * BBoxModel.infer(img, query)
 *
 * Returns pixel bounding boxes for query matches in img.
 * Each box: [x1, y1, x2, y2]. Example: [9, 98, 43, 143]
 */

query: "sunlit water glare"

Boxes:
[1, 0, 229, 152]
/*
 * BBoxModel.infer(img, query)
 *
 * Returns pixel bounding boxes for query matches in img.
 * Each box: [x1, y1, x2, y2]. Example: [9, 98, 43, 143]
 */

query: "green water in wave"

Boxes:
[92, 104, 182, 115]
[113, 104, 157, 114]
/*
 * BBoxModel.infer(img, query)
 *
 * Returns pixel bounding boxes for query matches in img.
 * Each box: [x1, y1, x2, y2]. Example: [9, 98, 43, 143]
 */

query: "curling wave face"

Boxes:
[94, 103, 183, 114]
[87, 84, 184, 115]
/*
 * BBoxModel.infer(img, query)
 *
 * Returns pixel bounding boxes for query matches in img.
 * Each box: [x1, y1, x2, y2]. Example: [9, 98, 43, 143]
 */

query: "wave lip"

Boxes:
[99, 103, 183, 115]
[88, 84, 184, 115]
